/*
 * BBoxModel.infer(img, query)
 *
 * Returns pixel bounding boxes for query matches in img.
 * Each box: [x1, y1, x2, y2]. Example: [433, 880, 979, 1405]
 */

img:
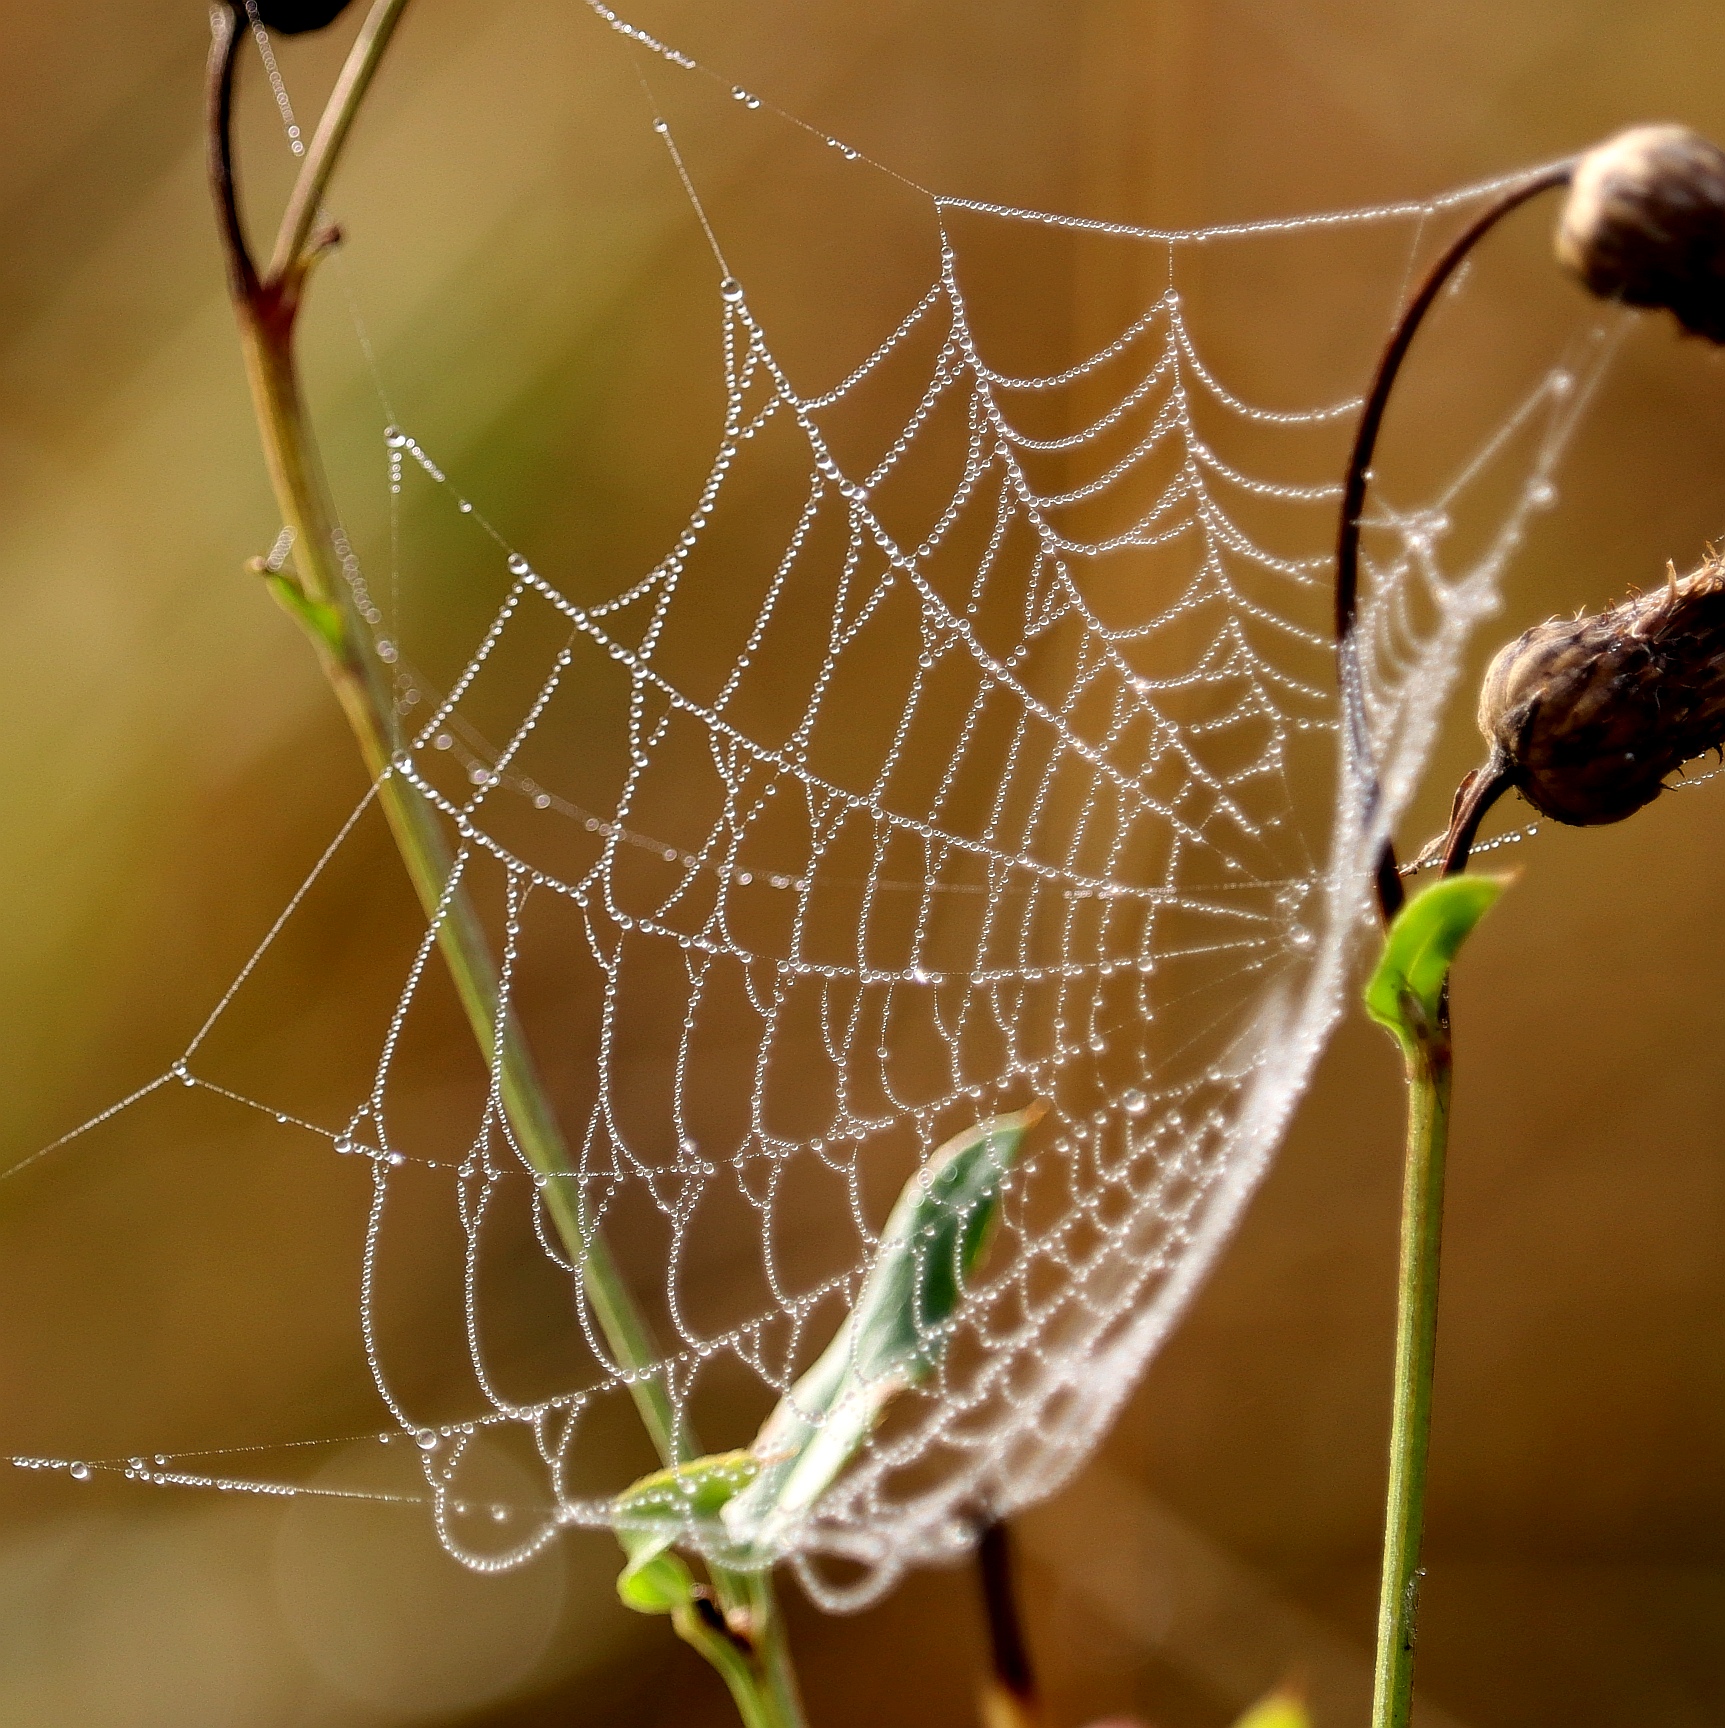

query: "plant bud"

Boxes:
[1477, 558, 1725, 825]
[1556, 124, 1725, 342]
[252, 0, 355, 32]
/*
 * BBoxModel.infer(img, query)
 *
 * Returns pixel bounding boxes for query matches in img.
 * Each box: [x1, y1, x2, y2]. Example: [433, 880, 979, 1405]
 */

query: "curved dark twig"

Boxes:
[1438, 756, 1517, 876]
[206, 4, 259, 302]
[1335, 163, 1573, 923]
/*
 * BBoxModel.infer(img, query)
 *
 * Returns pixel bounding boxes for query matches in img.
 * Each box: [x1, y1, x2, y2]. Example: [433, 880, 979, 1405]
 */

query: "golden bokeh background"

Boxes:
[4, 3, 1725, 1724]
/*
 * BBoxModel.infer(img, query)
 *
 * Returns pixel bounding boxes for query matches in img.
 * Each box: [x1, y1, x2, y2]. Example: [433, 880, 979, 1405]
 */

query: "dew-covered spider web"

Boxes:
[4, 2, 1616, 1609]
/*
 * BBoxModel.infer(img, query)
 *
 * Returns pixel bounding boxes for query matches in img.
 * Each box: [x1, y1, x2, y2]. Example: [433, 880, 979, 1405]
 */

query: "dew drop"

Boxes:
[1123, 1089, 1148, 1117]
[416, 1430, 441, 1452]
[69, 1463, 90, 1481]
[719, 277, 745, 304]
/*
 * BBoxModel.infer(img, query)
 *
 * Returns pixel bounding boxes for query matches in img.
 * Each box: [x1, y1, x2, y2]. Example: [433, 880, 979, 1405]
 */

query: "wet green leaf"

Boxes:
[265, 573, 347, 658]
[612, 1450, 759, 1615]
[725, 1108, 1039, 1549]
[1365, 874, 1507, 1054]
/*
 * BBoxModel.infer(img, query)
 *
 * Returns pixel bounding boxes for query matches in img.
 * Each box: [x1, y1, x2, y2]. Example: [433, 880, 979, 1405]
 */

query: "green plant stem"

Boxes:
[210, 9, 806, 1720]
[674, 1573, 806, 1728]
[1371, 1023, 1451, 1728]
[269, 0, 414, 282]
[209, 0, 686, 1473]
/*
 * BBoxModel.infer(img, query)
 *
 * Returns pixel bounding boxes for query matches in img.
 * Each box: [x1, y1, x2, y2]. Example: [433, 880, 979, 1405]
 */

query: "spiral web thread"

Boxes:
[5, 7, 1611, 1609]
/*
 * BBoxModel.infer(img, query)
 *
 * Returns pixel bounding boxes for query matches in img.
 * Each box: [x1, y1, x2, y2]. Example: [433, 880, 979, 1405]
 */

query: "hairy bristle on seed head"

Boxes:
[1556, 123, 1725, 343]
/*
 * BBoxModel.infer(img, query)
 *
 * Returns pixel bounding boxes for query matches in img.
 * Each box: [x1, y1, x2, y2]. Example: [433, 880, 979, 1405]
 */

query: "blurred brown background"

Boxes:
[4, 2, 1725, 1724]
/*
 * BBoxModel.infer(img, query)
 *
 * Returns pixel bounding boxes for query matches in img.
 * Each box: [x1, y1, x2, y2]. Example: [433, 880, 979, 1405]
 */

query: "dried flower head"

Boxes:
[1477, 556, 1725, 826]
[251, 0, 355, 33]
[1556, 123, 1725, 342]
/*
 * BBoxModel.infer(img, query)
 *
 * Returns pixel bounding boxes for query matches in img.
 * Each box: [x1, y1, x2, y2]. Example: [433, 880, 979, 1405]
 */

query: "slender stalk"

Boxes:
[209, 11, 808, 1720]
[975, 1520, 1042, 1728]
[1335, 162, 1573, 924]
[743, 1570, 811, 1728]
[674, 1579, 806, 1728]
[1370, 1020, 1451, 1728]
[1438, 755, 1515, 876]
[269, 0, 412, 283]
[208, 0, 686, 1468]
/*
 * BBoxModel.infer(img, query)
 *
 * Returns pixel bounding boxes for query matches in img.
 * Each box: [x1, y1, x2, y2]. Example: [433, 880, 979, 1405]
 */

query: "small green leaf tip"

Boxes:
[1230, 1687, 1311, 1728]
[611, 1451, 759, 1615]
[264, 573, 347, 657]
[1365, 873, 1508, 1053]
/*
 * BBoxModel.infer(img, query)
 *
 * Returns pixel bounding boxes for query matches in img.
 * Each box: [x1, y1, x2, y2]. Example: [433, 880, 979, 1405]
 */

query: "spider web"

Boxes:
[4, 4, 1610, 1610]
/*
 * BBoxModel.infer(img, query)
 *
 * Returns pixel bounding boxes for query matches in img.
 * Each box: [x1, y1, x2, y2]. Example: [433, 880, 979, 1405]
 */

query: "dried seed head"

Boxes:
[251, 0, 355, 33]
[1556, 124, 1725, 342]
[1478, 557, 1725, 825]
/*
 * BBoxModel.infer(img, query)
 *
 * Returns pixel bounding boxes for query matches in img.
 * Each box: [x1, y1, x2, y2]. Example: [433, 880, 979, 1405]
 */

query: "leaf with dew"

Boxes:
[723, 1107, 1040, 1553]
[612, 1450, 760, 1614]
[1365, 875, 1508, 1056]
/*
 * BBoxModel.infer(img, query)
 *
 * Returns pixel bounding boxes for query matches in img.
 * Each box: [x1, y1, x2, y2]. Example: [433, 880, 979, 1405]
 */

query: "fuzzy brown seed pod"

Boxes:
[1555, 124, 1725, 343]
[1477, 557, 1725, 826]
[251, 0, 355, 33]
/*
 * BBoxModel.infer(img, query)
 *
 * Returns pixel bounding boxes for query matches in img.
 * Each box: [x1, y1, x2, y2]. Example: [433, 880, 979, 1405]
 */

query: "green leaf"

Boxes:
[265, 572, 347, 658]
[1231, 1687, 1310, 1728]
[724, 1107, 1040, 1551]
[612, 1450, 759, 1615]
[1364, 874, 1508, 1054]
